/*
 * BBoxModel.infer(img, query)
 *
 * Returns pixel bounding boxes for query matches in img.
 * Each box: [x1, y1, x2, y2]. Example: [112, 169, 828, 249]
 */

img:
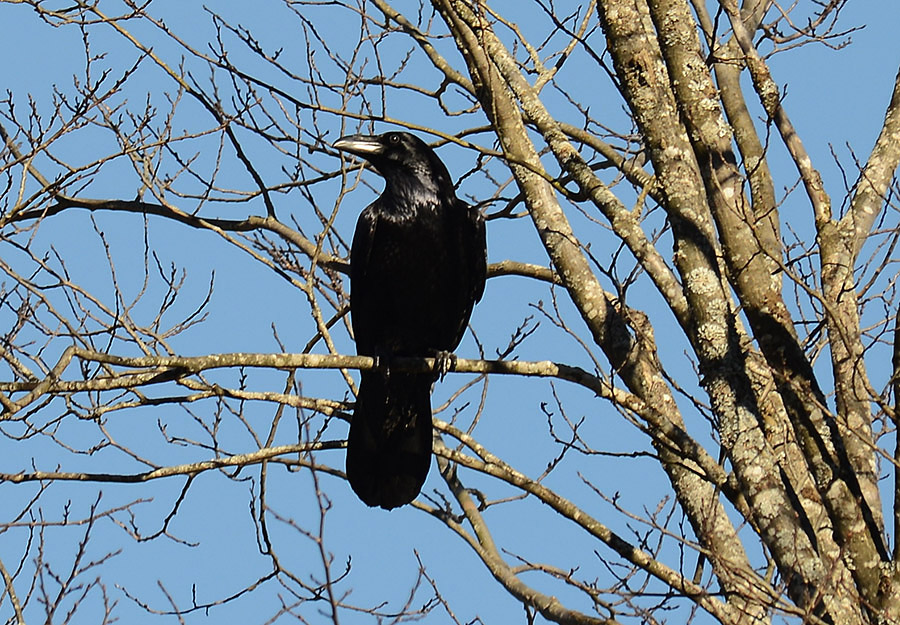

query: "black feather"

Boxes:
[334, 131, 486, 509]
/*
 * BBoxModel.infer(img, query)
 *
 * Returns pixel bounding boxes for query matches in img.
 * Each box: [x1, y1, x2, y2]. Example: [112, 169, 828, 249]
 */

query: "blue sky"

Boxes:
[1, 1, 899, 623]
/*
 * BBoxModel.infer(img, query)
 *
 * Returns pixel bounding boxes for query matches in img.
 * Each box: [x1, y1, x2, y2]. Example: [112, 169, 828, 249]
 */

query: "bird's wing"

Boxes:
[349, 205, 381, 352]
[468, 203, 488, 303]
[350, 206, 378, 279]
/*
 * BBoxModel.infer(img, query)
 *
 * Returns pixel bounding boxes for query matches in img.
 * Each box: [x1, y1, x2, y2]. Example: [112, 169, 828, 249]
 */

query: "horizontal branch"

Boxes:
[13, 197, 554, 284]
[2, 346, 731, 515]
[0, 441, 344, 485]
[1, 346, 607, 416]
[11, 196, 350, 273]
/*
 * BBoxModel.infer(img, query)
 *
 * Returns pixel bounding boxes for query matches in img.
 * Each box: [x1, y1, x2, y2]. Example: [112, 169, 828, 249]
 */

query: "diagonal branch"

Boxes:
[717, 0, 832, 228]
[845, 62, 900, 258]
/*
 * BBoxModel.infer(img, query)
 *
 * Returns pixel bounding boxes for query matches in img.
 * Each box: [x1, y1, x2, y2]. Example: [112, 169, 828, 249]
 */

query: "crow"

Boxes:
[334, 131, 487, 509]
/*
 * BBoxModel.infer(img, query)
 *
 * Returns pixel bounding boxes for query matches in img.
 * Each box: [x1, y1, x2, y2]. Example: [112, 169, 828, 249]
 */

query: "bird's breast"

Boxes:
[351, 203, 473, 355]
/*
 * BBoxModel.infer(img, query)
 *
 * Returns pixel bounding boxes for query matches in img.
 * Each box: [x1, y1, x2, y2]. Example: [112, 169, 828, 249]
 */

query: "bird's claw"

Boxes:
[433, 350, 457, 380]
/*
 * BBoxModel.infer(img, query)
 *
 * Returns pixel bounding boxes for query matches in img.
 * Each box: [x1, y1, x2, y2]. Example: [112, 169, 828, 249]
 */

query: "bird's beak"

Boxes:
[333, 134, 383, 157]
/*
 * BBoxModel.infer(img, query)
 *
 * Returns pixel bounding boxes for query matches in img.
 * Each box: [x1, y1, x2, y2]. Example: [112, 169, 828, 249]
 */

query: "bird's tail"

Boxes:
[346, 370, 433, 509]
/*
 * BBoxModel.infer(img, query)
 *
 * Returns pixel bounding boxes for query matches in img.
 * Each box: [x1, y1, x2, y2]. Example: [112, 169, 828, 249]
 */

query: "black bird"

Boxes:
[334, 131, 487, 509]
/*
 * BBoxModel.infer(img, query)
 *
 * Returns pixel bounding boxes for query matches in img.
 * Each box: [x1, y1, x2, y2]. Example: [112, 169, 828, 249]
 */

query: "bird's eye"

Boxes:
[388, 133, 401, 144]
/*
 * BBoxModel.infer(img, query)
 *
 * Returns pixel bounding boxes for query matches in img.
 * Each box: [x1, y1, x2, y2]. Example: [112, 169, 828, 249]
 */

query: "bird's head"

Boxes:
[333, 131, 453, 196]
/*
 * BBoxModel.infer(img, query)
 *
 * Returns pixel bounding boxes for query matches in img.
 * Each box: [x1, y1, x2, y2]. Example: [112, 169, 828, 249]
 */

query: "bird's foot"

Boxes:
[433, 350, 457, 381]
